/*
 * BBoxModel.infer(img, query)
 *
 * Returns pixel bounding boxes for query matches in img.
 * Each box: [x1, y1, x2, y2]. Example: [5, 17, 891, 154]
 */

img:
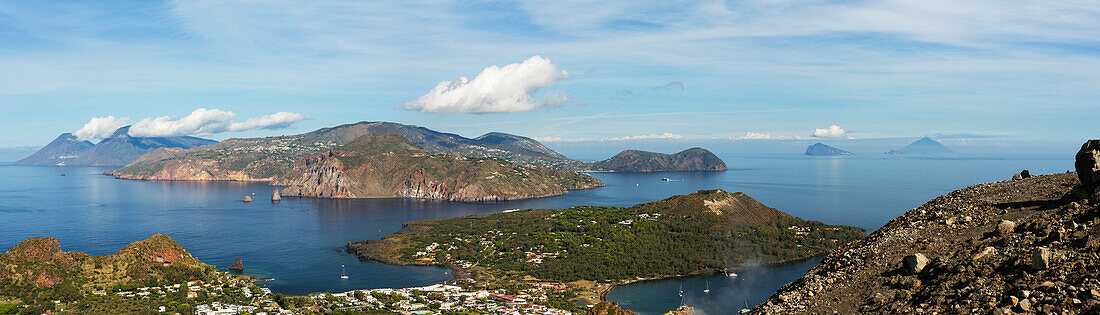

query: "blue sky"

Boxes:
[1, 0, 1098, 150]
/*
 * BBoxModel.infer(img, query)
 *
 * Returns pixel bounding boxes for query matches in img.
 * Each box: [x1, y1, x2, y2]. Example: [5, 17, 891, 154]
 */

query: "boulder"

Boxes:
[228, 257, 244, 270]
[903, 253, 929, 274]
[997, 220, 1016, 236]
[243, 196, 252, 202]
[1076, 140, 1100, 190]
[271, 189, 281, 201]
[1012, 171, 1031, 180]
[1031, 247, 1050, 270]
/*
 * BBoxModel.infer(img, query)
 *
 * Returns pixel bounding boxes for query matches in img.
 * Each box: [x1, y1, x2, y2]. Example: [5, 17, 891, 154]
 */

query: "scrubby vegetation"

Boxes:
[350, 190, 864, 282]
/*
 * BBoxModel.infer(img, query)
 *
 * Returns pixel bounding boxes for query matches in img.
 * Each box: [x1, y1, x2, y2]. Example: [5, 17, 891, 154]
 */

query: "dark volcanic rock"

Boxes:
[753, 171, 1100, 314]
[1076, 140, 1100, 191]
[228, 257, 244, 270]
[804, 142, 853, 156]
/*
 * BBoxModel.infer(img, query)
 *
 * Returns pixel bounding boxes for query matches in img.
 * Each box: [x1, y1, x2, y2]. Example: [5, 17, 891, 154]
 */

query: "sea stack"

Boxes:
[272, 189, 282, 201]
[243, 196, 252, 202]
[228, 257, 244, 270]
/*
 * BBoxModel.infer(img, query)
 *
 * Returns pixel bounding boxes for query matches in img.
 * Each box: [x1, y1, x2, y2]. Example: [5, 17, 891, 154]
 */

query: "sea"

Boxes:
[0, 153, 1073, 314]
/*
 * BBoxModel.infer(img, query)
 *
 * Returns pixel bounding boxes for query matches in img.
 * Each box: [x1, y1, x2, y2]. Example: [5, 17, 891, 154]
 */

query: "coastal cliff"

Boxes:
[274, 133, 604, 202]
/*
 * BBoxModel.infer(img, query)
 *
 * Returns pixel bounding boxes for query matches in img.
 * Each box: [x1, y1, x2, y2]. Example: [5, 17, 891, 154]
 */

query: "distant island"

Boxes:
[804, 142, 853, 156]
[274, 133, 603, 202]
[346, 189, 863, 283]
[15, 126, 215, 166]
[582, 148, 727, 172]
[106, 121, 725, 182]
[885, 137, 953, 154]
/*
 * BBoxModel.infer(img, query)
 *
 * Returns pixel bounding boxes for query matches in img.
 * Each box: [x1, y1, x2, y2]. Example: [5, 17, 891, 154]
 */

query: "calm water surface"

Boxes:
[0, 153, 1071, 313]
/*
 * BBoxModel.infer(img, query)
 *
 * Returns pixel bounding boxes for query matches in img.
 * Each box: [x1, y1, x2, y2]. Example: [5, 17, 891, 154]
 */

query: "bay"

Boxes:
[0, 153, 1071, 312]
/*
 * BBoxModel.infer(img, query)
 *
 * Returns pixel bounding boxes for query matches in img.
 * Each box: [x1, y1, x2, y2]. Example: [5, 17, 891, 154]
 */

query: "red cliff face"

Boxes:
[274, 134, 603, 202]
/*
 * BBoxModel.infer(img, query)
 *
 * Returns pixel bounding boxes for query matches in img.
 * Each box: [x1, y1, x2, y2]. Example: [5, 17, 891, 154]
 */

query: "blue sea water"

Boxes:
[0, 153, 1072, 313]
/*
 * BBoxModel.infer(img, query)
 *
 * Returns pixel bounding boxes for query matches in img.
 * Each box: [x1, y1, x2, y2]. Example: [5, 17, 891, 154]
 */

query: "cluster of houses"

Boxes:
[304, 283, 574, 314]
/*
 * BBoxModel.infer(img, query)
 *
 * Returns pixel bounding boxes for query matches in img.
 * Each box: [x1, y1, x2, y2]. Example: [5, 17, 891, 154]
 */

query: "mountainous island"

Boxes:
[583, 148, 727, 172]
[804, 142, 853, 156]
[754, 141, 1100, 314]
[346, 189, 863, 284]
[107, 121, 724, 185]
[274, 134, 603, 202]
[885, 137, 953, 154]
[15, 126, 215, 166]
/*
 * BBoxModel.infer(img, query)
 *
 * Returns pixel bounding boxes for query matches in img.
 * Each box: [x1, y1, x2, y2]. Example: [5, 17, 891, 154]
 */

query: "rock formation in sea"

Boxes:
[804, 142, 853, 156]
[271, 189, 281, 201]
[243, 196, 252, 202]
[753, 140, 1100, 314]
[228, 257, 244, 270]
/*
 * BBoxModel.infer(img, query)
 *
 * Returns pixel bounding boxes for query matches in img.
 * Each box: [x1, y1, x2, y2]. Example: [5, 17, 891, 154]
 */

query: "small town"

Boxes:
[94, 274, 580, 315]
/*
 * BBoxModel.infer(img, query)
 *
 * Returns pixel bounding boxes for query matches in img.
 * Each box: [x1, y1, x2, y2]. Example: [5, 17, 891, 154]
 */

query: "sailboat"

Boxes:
[678, 284, 683, 297]
[340, 265, 349, 279]
[703, 281, 710, 294]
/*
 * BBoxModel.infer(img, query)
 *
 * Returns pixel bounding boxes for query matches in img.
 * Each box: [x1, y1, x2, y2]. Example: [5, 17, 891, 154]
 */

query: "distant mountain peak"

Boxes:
[886, 137, 953, 154]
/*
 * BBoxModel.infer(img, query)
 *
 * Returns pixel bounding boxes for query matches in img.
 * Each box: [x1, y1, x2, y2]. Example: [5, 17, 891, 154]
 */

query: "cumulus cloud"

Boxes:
[75, 108, 312, 138]
[608, 133, 682, 141]
[535, 133, 683, 142]
[74, 115, 131, 140]
[229, 112, 313, 131]
[737, 132, 778, 140]
[811, 125, 849, 138]
[404, 56, 570, 114]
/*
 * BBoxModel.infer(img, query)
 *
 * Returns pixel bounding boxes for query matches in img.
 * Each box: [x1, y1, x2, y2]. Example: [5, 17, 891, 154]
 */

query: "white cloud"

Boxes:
[404, 56, 570, 114]
[608, 133, 683, 141]
[124, 108, 310, 138]
[535, 133, 683, 142]
[811, 125, 849, 138]
[229, 112, 313, 131]
[73, 115, 131, 141]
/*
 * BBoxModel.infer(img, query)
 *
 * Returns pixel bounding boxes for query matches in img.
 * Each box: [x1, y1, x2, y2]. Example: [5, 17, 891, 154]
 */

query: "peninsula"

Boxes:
[346, 189, 863, 282]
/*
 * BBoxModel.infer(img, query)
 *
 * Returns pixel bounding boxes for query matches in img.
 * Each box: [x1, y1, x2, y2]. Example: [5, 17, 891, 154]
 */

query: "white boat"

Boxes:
[661, 178, 671, 181]
[725, 269, 738, 277]
[340, 265, 349, 279]
[703, 281, 710, 294]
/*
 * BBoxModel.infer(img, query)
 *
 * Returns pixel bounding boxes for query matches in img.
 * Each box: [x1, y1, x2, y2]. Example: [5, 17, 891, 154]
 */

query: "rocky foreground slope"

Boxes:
[754, 168, 1100, 313]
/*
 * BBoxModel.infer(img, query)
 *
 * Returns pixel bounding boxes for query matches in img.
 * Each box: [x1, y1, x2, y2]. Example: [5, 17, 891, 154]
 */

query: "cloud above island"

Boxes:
[811, 125, 849, 139]
[74, 115, 131, 141]
[74, 108, 311, 139]
[404, 56, 571, 114]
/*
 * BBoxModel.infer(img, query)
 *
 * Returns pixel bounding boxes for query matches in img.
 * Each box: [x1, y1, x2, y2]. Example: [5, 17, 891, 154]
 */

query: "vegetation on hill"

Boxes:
[347, 190, 863, 282]
[580, 148, 728, 172]
[0, 234, 216, 313]
[108, 121, 730, 182]
[275, 133, 603, 201]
